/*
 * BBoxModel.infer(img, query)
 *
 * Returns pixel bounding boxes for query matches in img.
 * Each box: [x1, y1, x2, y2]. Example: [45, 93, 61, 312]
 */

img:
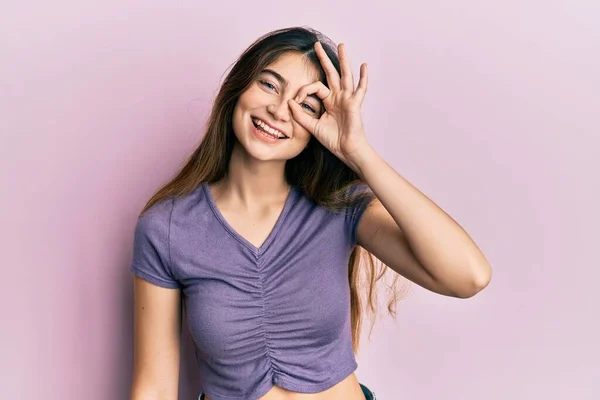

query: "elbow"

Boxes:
[130, 389, 173, 400]
[130, 379, 178, 400]
[457, 263, 492, 299]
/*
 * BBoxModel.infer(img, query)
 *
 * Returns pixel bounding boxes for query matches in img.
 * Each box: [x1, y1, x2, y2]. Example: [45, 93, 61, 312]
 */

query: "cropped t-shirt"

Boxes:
[129, 181, 373, 400]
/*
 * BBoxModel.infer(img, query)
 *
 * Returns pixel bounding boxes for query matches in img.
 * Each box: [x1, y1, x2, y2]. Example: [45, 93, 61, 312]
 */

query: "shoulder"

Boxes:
[133, 198, 176, 259]
[141, 183, 208, 228]
[138, 197, 175, 229]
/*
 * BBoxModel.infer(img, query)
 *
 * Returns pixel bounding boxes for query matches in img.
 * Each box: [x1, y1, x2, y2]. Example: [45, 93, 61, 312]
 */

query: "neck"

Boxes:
[215, 143, 291, 208]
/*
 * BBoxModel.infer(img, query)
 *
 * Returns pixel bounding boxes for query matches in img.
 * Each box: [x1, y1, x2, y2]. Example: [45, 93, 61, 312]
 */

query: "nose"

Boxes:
[266, 97, 291, 122]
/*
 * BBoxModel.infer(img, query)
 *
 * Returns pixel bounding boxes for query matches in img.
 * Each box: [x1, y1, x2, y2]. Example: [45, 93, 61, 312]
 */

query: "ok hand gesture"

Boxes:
[288, 41, 370, 169]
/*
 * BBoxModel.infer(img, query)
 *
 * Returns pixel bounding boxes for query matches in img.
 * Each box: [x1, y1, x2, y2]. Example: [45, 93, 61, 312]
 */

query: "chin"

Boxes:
[234, 138, 291, 162]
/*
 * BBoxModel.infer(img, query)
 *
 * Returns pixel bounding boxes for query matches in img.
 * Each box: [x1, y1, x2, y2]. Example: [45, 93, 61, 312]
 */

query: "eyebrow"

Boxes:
[261, 69, 322, 106]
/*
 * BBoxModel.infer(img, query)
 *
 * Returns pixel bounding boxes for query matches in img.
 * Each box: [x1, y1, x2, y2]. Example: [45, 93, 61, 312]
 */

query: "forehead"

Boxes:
[262, 52, 321, 87]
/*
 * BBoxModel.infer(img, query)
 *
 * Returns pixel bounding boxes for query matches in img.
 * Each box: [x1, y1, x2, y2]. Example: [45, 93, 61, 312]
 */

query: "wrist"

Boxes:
[347, 143, 378, 178]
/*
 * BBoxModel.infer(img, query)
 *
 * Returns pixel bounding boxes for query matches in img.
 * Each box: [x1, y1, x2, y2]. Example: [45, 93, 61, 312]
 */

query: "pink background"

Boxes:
[1, 1, 598, 399]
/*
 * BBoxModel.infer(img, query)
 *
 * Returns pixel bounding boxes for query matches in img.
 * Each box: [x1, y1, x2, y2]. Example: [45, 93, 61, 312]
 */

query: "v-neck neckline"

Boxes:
[202, 181, 297, 257]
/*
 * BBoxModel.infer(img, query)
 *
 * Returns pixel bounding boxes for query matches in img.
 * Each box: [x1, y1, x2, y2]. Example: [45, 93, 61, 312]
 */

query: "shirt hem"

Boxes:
[201, 358, 359, 400]
[274, 358, 359, 392]
[130, 264, 181, 289]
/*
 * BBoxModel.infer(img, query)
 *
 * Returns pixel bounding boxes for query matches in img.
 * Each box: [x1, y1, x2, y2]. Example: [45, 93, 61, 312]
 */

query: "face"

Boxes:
[231, 51, 323, 162]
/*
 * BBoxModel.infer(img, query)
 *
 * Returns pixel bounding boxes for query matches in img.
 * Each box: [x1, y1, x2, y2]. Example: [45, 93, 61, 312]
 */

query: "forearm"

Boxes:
[350, 144, 492, 293]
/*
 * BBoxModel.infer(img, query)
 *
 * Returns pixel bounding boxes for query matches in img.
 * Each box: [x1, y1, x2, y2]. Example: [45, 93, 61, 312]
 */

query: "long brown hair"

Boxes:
[139, 26, 409, 354]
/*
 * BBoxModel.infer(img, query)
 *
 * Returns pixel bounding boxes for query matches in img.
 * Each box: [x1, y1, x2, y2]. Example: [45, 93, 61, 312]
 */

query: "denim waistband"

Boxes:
[360, 382, 377, 400]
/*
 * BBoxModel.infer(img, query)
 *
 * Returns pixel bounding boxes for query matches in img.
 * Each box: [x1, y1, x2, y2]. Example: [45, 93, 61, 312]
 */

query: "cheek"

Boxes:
[231, 105, 243, 133]
[292, 121, 312, 141]
[238, 86, 265, 108]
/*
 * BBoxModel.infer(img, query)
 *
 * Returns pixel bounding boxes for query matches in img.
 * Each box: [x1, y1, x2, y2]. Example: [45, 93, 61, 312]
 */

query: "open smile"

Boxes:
[251, 117, 289, 139]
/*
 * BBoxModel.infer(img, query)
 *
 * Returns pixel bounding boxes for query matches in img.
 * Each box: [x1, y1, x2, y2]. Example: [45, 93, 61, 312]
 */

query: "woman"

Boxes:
[129, 26, 492, 400]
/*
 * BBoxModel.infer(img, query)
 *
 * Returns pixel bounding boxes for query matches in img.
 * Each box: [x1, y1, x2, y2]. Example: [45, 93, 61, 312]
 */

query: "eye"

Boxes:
[259, 80, 277, 92]
[301, 103, 316, 113]
[259, 79, 317, 113]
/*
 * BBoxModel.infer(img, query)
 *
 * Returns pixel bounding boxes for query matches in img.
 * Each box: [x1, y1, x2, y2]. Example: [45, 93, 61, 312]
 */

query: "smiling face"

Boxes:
[231, 51, 324, 162]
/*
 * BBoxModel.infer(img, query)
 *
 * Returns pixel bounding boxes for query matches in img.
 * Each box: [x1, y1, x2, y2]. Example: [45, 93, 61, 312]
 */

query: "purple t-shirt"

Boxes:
[130, 181, 373, 400]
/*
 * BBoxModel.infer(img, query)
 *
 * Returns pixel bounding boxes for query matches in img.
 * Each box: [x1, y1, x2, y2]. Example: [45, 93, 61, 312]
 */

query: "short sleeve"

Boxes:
[343, 182, 376, 246]
[129, 199, 181, 289]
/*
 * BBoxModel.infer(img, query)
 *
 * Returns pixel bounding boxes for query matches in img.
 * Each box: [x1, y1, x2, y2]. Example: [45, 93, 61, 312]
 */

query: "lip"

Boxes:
[251, 116, 289, 138]
[250, 118, 284, 144]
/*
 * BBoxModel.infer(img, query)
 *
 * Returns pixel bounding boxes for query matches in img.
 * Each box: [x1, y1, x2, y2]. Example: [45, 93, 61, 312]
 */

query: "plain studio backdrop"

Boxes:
[1, 1, 598, 399]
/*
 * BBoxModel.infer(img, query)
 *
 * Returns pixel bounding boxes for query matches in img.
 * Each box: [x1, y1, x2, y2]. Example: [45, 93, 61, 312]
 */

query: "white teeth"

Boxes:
[253, 118, 286, 138]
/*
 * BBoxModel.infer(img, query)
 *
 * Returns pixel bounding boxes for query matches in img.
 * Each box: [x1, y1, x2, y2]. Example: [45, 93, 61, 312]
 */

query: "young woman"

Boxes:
[129, 26, 492, 400]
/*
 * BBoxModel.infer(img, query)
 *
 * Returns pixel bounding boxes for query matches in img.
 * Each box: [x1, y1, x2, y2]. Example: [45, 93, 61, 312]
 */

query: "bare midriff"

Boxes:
[203, 372, 366, 400]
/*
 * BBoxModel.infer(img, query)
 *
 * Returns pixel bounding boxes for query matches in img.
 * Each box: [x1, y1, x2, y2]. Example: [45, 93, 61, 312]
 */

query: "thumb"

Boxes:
[288, 99, 317, 133]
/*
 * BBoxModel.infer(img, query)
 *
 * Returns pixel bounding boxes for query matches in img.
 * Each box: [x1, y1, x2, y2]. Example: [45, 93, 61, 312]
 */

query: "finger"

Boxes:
[314, 41, 340, 92]
[353, 63, 368, 104]
[288, 99, 318, 133]
[295, 81, 331, 105]
[339, 43, 354, 93]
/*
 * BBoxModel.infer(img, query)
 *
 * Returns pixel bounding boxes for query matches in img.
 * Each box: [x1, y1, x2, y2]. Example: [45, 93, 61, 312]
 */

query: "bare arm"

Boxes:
[353, 146, 492, 299]
[130, 276, 182, 399]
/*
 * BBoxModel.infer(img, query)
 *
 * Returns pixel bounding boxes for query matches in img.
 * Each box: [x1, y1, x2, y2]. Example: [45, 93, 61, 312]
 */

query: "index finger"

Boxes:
[314, 41, 341, 92]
